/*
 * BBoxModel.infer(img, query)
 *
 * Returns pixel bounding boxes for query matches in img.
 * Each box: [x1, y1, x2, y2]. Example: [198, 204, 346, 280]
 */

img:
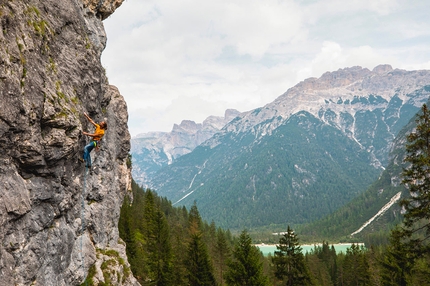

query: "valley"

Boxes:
[131, 65, 430, 238]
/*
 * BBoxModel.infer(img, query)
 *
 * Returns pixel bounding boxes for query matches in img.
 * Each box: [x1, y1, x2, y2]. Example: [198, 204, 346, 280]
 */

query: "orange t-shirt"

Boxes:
[93, 124, 105, 141]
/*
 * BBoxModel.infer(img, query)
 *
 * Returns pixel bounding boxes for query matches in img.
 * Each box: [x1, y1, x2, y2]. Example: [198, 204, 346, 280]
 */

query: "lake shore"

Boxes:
[255, 243, 365, 256]
[254, 242, 365, 247]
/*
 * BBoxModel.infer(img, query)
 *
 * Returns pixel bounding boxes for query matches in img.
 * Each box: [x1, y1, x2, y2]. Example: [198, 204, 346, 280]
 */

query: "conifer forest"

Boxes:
[119, 104, 430, 285]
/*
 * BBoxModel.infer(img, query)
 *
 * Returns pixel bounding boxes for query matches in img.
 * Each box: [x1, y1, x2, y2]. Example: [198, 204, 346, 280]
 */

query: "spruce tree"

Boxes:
[380, 227, 411, 286]
[315, 242, 337, 284]
[118, 195, 135, 261]
[378, 103, 430, 286]
[214, 228, 231, 285]
[142, 190, 158, 280]
[272, 226, 311, 286]
[151, 208, 173, 285]
[187, 232, 216, 286]
[137, 190, 174, 285]
[225, 230, 268, 286]
[189, 201, 203, 231]
[186, 203, 216, 286]
[400, 103, 430, 255]
[340, 244, 370, 286]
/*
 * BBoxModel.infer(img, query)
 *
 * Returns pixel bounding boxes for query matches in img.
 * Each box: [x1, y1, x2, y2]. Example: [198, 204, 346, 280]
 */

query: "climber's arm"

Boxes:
[82, 131, 97, 138]
[84, 113, 97, 127]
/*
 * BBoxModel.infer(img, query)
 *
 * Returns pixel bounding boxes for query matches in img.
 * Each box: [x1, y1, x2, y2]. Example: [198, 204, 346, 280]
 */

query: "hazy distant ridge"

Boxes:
[131, 109, 240, 185]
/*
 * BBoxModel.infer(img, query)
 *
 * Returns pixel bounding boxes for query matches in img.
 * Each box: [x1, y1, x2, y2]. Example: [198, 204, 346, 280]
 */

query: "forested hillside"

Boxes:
[119, 181, 236, 285]
[119, 183, 430, 285]
[298, 100, 423, 244]
[148, 66, 430, 230]
[151, 111, 381, 229]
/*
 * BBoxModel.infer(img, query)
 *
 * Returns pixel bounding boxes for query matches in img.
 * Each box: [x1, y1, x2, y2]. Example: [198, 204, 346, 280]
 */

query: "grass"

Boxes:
[48, 57, 57, 74]
[85, 36, 91, 49]
[25, 5, 51, 39]
[55, 81, 70, 103]
[97, 248, 132, 284]
[80, 263, 96, 286]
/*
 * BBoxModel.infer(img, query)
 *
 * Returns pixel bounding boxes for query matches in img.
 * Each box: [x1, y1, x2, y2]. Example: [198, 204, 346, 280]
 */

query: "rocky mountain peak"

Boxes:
[225, 108, 241, 119]
[172, 120, 203, 133]
[317, 66, 372, 88]
[131, 109, 240, 186]
[202, 109, 241, 131]
[372, 64, 393, 74]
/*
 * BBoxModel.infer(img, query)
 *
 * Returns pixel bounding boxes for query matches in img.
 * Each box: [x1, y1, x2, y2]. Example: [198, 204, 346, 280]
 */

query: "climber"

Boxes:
[80, 112, 107, 171]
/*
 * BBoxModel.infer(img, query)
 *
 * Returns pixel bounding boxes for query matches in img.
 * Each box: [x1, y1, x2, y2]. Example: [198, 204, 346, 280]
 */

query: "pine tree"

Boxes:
[186, 203, 216, 286]
[142, 190, 158, 281]
[186, 232, 216, 286]
[315, 242, 337, 284]
[400, 103, 430, 254]
[151, 208, 173, 285]
[340, 243, 370, 286]
[214, 228, 231, 285]
[129, 190, 172, 285]
[272, 226, 311, 286]
[169, 205, 189, 286]
[119, 195, 134, 259]
[380, 227, 411, 286]
[225, 230, 268, 286]
[189, 201, 203, 232]
[128, 184, 147, 282]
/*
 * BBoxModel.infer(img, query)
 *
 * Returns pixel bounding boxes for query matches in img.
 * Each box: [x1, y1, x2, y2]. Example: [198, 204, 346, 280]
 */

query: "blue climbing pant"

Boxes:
[83, 141, 97, 168]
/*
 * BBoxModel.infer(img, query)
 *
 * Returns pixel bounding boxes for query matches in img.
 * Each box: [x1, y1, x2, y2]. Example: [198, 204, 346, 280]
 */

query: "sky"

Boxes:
[101, 0, 430, 137]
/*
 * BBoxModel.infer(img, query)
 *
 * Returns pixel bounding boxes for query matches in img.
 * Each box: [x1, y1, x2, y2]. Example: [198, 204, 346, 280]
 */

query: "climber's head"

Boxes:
[100, 121, 107, 130]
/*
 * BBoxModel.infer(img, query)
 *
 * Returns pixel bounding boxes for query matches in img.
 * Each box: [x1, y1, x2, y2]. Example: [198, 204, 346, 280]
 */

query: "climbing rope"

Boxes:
[81, 167, 88, 285]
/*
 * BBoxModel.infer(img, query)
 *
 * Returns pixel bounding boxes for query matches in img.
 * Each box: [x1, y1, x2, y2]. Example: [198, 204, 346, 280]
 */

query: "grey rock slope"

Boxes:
[149, 65, 430, 229]
[131, 109, 240, 186]
[0, 1, 139, 285]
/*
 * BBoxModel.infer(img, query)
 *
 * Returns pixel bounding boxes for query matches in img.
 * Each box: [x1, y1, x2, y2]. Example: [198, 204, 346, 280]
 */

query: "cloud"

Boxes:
[128, 95, 239, 135]
[102, 0, 430, 136]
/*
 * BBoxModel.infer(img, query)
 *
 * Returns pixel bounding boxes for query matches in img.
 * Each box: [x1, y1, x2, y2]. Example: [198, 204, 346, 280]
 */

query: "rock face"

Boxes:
[0, 1, 139, 285]
[131, 109, 240, 186]
[82, 0, 125, 20]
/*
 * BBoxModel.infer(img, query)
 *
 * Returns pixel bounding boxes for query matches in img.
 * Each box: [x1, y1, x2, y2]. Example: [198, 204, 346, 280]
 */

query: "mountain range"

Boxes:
[133, 65, 430, 230]
[131, 109, 240, 185]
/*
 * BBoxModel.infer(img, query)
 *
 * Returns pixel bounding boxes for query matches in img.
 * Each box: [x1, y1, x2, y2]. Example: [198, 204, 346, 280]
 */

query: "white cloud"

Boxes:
[102, 0, 430, 136]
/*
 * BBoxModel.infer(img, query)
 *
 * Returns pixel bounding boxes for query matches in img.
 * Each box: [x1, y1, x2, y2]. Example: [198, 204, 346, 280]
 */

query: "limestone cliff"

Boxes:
[0, 0, 139, 285]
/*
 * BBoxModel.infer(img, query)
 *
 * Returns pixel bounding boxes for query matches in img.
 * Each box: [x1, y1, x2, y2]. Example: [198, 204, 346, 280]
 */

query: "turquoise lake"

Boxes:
[256, 243, 364, 256]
